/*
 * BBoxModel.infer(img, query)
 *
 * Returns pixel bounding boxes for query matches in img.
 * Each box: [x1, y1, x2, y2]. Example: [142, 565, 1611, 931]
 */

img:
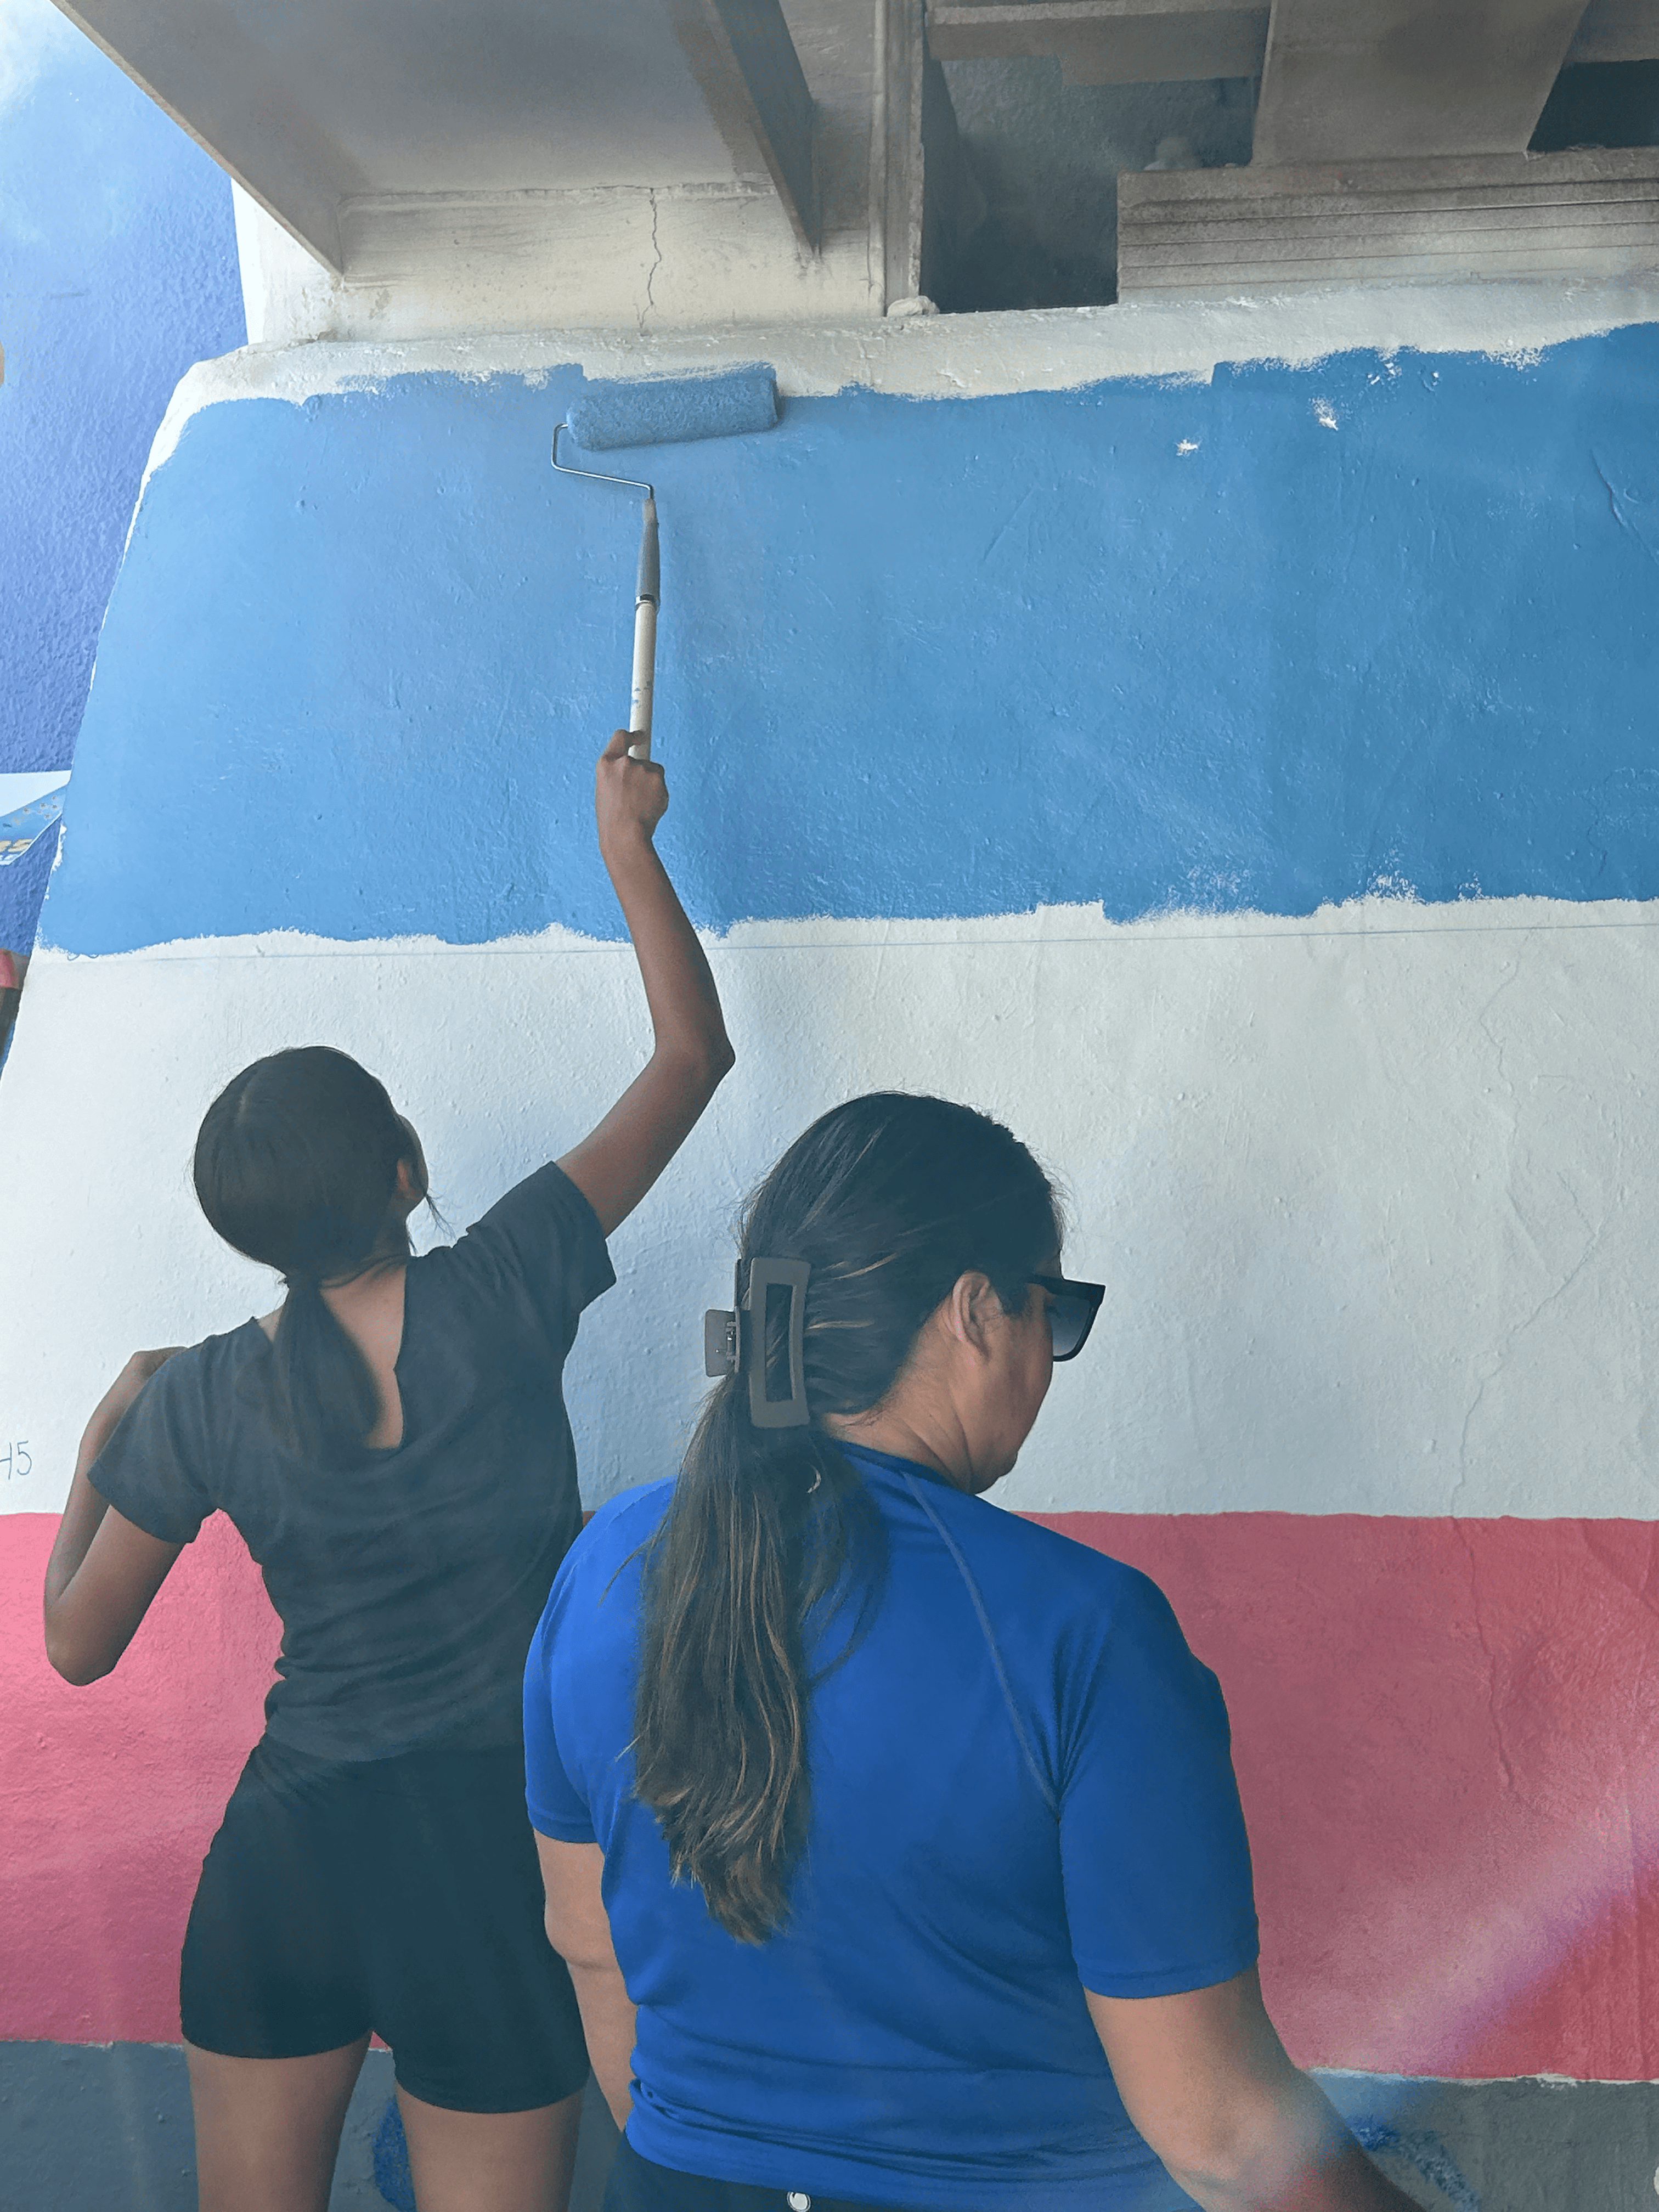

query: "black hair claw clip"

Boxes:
[703, 1258, 811, 1429]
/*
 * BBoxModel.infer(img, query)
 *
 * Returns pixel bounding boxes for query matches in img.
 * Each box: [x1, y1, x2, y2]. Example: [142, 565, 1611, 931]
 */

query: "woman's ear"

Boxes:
[945, 1271, 1001, 1358]
[393, 1116, 430, 1207]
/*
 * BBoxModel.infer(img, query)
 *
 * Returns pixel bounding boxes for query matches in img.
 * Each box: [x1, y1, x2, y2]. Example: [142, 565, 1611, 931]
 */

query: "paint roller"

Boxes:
[551, 367, 780, 758]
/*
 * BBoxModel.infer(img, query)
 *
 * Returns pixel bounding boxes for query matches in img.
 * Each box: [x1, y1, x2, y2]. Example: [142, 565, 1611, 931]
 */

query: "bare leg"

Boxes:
[396, 2085, 584, 2212]
[185, 2034, 369, 2212]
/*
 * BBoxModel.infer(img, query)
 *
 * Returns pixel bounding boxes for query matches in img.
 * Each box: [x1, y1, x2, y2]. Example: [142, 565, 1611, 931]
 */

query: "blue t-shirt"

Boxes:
[524, 1446, 1259, 2211]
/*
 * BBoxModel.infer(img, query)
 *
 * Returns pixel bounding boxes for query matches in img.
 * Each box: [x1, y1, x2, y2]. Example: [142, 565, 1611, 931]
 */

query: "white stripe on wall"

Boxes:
[144, 274, 1659, 484]
[3, 896, 1654, 1521]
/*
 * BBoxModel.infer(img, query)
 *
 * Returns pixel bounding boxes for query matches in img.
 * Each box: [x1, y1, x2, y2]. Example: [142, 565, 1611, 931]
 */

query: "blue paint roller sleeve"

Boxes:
[559, 365, 779, 755]
[568, 367, 779, 453]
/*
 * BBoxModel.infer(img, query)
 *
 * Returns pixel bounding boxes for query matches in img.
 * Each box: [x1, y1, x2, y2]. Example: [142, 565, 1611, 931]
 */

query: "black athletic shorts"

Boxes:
[180, 1735, 588, 2112]
[606, 2138, 902, 2212]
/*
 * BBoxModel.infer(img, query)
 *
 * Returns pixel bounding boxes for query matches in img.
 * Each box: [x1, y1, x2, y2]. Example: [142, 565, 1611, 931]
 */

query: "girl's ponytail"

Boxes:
[633, 1093, 1059, 1944]
[193, 1046, 420, 1463]
[270, 1269, 386, 1463]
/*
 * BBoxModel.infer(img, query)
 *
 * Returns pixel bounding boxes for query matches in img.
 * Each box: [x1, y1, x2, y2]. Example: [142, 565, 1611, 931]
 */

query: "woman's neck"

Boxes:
[823, 1408, 968, 1490]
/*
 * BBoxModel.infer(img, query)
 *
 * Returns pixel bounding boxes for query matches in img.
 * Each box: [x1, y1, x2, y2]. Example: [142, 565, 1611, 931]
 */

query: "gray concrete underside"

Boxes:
[2, 2042, 1657, 2209]
[0, 2044, 619, 2212]
[1316, 2070, 1659, 2208]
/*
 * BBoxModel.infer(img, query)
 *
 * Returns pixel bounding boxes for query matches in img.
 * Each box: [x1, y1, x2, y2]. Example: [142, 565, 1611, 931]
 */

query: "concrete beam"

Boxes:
[1567, 0, 1659, 60]
[1253, 0, 1593, 166]
[668, 0, 821, 247]
[51, 0, 827, 281]
[881, 0, 983, 309]
[924, 0, 1268, 86]
[1118, 145, 1659, 293]
[52, 0, 360, 272]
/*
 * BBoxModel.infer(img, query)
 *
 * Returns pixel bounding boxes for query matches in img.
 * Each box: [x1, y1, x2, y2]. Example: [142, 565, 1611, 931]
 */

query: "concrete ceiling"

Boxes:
[928, 0, 1659, 142]
[247, 0, 742, 193]
[52, 0, 1659, 318]
[55, 0, 818, 272]
[927, 2, 1270, 87]
[932, 0, 1659, 299]
[1252, 0, 1595, 163]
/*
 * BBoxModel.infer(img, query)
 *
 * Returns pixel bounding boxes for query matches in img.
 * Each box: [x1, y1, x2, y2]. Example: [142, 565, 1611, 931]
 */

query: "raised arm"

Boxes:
[557, 730, 734, 1238]
[1088, 1971, 1420, 2212]
[44, 1351, 185, 1684]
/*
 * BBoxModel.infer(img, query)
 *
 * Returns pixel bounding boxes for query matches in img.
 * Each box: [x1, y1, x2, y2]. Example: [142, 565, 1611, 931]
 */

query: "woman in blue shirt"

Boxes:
[524, 1094, 1417, 2212]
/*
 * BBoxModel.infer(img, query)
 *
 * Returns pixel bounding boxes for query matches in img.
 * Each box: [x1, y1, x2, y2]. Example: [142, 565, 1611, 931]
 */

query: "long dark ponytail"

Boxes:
[634, 1092, 1059, 1945]
[193, 1046, 421, 1462]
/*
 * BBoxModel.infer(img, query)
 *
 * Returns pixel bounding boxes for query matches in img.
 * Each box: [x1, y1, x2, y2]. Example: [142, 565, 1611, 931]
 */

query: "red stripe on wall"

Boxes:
[2, 1513, 278, 2045]
[1037, 1512, 1659, 2081]
[4, 1509, 1657, 2075]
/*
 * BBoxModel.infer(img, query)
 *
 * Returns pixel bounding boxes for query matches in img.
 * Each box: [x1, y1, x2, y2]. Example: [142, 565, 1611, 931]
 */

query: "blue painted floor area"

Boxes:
[45, 326, 1659, 956]
[0, 2044, 619, 2211]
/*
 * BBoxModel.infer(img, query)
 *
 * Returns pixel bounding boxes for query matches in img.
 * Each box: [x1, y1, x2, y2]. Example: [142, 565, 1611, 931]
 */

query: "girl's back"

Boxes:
[46, 730, 736, 2212]
[93, 1160, 611, 1758]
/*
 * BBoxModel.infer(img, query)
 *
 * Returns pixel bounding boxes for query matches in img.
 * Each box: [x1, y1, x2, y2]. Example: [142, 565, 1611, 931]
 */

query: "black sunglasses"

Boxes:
[1029, 1273, 1105, 1362]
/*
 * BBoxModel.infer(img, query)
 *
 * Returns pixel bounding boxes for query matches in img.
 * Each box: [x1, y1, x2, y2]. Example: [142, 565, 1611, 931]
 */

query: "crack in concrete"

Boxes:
[639, 188, 662, 338]
[1450, 956, 1524, 1520]
[1472, 951, 1522, 1110]
[979, 487, 1036, 568]
[1451, 939, 1607, 1522]
[1592, 450, 1659, 568]
[1449, 1366, 1487, 1523]
[1453, 1214, 1602, 1525]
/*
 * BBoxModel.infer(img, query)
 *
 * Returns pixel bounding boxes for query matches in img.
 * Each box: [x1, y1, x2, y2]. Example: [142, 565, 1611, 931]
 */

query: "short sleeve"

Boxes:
[86, 1352, 216, 1545]
[1060, 1574, 1260, 1999]
[442, 1162, 615, 1357]
[523, 1557, 599, 1843]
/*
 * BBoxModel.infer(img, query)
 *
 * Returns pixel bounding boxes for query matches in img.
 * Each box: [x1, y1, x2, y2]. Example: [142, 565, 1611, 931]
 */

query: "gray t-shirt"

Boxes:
[88, 1162, 614, 1761]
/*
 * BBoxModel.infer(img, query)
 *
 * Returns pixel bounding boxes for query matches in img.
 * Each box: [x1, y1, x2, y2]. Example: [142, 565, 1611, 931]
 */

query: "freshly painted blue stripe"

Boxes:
[44, 329, 1659, 953]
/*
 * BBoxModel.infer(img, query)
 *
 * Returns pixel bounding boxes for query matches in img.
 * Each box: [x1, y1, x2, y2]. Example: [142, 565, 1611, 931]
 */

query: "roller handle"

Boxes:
[630, 496, 659, 759]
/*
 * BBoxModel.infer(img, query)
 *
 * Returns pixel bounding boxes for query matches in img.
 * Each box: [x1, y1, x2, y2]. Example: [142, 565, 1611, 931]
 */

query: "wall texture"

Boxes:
[0, 0, 243, 953]
[40, 335, 1659, 951]
[3, 289, 1658, 2203]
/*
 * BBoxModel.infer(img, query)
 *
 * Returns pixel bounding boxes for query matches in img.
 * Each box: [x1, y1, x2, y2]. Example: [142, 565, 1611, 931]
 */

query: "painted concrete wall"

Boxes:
[4, 285, 1659, 2202]
[0, 0, 244, 955]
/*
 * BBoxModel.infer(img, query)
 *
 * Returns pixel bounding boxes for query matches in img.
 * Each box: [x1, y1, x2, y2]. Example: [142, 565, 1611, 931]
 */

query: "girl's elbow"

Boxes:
[679, 1029, 734, 1095]
[43, 1617, 113, 1686]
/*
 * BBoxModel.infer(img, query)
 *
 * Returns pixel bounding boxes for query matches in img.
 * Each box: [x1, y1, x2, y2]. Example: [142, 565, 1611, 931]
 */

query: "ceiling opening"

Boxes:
[1531, 60, 1659, 151]
[933, 62, 1257, 312]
